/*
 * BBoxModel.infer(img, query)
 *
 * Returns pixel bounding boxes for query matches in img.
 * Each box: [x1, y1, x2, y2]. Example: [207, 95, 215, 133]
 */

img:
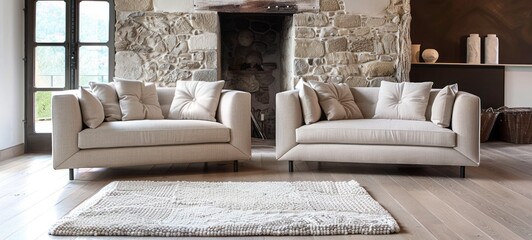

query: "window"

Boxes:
[25, 0, 114, 151]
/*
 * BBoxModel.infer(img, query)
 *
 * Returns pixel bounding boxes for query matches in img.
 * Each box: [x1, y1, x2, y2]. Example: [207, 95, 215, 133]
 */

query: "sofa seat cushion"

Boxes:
[296, 119, 456, 147]
[78, 120, 230, 149]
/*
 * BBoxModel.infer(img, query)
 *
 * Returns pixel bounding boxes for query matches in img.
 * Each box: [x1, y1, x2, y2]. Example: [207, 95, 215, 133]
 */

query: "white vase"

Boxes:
[467, 34, 481, 64]
[485, 34, 499, 64]
[411, 44, 421, 63]
[422, 49, 439, 63]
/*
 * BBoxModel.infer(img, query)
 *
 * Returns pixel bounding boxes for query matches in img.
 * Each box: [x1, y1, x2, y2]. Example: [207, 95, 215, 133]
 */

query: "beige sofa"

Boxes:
[52, 89, 251, 180]
[276, 87, 480, 178]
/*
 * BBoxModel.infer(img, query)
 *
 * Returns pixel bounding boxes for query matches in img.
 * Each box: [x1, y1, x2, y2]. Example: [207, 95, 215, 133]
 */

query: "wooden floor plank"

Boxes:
[427, 171, 532, 239]
[392, 175, 492, 240]
[1, 141, 532, 239]
[369, 174, 462, 240]
[412, 176, 524, 240]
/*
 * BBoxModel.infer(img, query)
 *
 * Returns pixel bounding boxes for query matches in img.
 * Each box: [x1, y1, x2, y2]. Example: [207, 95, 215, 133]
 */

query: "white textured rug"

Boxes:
[49, 180, 399, 236]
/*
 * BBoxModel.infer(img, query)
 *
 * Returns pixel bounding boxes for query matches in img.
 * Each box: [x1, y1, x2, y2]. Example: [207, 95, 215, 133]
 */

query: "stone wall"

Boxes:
[114, 0, 410, 88]
[115, 9, 220, 86]
[287, 0, 411, 89]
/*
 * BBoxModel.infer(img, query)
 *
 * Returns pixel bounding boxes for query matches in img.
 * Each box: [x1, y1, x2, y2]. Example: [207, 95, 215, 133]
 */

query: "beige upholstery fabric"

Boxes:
[55, 144, 250, 169]
[296, 119, 456, 147]
[52, 89, 251, 170]
[276, 90, 302, 160]
[156, 87, 176, 118]
[78, 120, 230, 149]
[373, 81, 433, 121]
[115, 80, 164, 121]
[309, 81, 363, 120]
[298, 83, 322, 124]
[432, 84, 458, 128]
[278, 144, 479, 166]
[79, 88, 105, 128]
[217, 90, 252, 158]
[168, 81, 224, 121]
[89, 82, 121, 121]
[275, 87, 481, 168]
[451, 92, 481, 164]
[52, 93, 82, 168]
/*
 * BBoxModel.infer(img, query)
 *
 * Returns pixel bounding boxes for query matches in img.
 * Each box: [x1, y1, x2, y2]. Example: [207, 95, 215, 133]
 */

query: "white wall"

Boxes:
[0, 0, 24, 150]
[505, 67, 532, 107]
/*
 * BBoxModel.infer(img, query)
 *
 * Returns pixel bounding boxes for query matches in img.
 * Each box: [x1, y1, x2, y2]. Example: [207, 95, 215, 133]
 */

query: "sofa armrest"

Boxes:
[451, 91, 481, 165]
[52, 92, 83, 169]
[217, 90, 251, 158]
[276, 90, 303, 159]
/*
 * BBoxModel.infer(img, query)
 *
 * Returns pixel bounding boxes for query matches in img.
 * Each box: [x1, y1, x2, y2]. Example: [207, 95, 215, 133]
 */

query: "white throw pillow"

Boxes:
[115, 79, 164, 121]
[296, 80, 321, 125]
[79, 87, 105, 128]
[373, 81, 433, 121]
[431, 84, 458, 128]
[89, 82, 122, 121]
[309, 81, 364, 120]
[168, 81, 225, 121]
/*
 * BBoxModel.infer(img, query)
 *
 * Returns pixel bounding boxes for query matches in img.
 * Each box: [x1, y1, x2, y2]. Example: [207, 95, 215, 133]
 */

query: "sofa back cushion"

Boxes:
[351, 87, 441, 120]
[89, 82, 122, 122]
[157, 87, 229, 120]
[309, 81, 364, 120]
[115, 79, 164, 120]
[168, 81, 225, 121]
[373, 81, 433, 121]
[156, 87, 176, 118]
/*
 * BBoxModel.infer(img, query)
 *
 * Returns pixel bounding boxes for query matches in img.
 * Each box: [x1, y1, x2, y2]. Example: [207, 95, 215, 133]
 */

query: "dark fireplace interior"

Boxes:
[220, 13, 289, 139]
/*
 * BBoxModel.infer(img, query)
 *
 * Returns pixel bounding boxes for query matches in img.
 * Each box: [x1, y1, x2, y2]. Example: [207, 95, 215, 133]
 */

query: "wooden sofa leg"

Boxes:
[289, 161, 294, 172]
[460, 166, 466, 178]
[69, 168, 74, 180]
[233, 160, 238, 172]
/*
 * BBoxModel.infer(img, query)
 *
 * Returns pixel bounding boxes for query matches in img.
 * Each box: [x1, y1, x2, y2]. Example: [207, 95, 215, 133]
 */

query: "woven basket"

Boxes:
[499, 107, 532, 144]
[481, 108, 501, 142]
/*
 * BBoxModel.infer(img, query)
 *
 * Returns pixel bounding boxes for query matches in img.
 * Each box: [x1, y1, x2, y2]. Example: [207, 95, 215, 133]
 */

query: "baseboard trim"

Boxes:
[0, 144, 25, 161]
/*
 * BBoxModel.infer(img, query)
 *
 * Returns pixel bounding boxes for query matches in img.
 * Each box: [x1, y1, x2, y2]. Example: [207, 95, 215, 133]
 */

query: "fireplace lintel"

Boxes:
[194, 0, 319, 13]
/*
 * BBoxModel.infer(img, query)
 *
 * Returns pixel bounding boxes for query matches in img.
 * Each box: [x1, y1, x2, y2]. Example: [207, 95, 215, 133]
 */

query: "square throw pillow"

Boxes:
[115, 79, 164, 121]
[89, 82, 122, 121]
[431, 83, 459, 128]
[309, 81, 364, 120]
[168, 80, 225, 121]
[296, 80, 321, 125]
[79, 87, 105, 128]
[373, 81, 433, 121]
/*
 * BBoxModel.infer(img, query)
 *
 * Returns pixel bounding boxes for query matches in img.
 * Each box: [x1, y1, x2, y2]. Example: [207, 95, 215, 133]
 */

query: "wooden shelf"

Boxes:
[412, 62, 532, 67]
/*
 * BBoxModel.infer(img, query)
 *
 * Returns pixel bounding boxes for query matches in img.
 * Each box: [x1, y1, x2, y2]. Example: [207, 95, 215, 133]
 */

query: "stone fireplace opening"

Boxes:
[220, 13, 293, 139]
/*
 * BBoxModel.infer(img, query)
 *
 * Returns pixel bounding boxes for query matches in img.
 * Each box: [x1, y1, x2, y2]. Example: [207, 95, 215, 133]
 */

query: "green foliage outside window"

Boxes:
[35, 92, 52, 120]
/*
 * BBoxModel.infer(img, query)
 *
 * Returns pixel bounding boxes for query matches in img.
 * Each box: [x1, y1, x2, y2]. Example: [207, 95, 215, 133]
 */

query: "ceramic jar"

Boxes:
[485, 34, 499, 64]
[467, 34, 481, 64]
[411, 44, 421, 63]
[422, 49, 439, 63]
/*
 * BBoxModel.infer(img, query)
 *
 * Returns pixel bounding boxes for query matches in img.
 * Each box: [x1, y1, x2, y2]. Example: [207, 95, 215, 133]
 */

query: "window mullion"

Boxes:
[68, 0, 77, 90]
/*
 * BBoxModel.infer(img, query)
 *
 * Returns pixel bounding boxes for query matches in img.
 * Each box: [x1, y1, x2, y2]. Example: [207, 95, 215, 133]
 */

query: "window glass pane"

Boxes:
[36, 1, 66, 43]
[79, 46, 109, 87]
[79, 1, 109, 43]
[34, 91, 53, 133]
[35, 46, 65, 88]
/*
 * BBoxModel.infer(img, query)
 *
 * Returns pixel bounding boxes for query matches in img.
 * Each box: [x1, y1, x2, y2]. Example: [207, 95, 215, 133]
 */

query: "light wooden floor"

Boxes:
[1, 141, 532, 240]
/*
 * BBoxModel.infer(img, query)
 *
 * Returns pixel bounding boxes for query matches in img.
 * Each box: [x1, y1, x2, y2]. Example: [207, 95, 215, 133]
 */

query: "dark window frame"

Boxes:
[24, 0, 115, 152]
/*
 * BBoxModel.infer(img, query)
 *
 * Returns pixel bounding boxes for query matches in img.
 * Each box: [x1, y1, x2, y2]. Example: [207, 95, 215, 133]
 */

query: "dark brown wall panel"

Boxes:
[411, 0, 532, 64]
[410, 64, 505, 108]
